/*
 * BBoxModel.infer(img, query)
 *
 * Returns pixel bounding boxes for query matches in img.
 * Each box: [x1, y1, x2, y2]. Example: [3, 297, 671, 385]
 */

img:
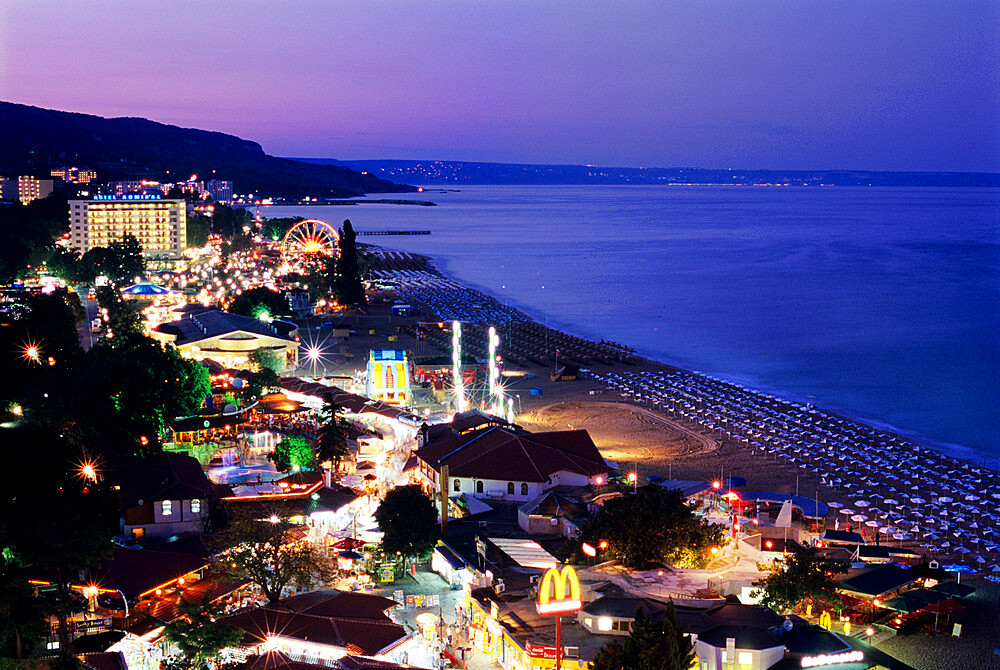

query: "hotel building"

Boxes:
[50, 167, 98, 184]
[17, 176, 55, 204]
[69, 194, 186, 259]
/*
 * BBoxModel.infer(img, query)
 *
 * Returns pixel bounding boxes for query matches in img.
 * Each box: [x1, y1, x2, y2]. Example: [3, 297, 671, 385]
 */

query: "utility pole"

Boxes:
[440, 465, 449, 537]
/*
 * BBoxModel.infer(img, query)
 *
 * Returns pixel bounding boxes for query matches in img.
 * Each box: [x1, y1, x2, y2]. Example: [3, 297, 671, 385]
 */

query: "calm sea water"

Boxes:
[266, 185, 1000, 463]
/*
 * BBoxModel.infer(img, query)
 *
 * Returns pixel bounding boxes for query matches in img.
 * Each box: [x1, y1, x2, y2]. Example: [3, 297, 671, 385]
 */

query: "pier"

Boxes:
[357, 230, 431, 236]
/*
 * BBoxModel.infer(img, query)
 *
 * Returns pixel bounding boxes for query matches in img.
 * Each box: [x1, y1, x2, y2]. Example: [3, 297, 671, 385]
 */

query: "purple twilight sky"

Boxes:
[2, 0, 998, 171]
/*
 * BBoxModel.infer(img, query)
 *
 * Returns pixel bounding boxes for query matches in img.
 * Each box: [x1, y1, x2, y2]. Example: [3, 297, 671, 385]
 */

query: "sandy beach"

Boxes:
[314, 247, 1000, 668]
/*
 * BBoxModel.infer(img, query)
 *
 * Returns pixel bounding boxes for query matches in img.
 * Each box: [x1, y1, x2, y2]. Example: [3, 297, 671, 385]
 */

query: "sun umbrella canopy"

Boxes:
[879, 596, 923, 613]
[930, 581, 976, 598]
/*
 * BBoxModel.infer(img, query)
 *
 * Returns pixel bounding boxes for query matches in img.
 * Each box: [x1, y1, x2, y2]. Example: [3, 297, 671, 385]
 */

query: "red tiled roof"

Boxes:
[279, 590, 398, 619]
[416, 426, 607, 483]
[250, 651, 413, 670]
[83, 547, 207, 600]
[224, 591, 408, 656]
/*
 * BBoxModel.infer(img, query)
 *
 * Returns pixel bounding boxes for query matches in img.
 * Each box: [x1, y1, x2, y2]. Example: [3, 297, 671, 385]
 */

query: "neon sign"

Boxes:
[536, 565, 582, 615]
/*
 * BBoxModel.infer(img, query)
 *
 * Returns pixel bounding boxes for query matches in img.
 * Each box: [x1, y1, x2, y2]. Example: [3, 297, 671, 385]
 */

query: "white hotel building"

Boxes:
[69, 194, 186, 259]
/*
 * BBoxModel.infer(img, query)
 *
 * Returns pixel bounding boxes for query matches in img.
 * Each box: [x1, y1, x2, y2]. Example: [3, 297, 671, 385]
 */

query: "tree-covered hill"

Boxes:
[0, 101, 414, 198]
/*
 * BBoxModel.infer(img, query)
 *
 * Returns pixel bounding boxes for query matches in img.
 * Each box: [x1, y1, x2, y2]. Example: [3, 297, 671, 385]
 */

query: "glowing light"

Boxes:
[627, 472, 638, 482]
[21, 342, 42, 365]
[536, 565, 582, 615]
[10, 405, 22, 417]
[712, 480, 722, 489]
[81, 463, 97, 481]
[598, 540, 608, 550]
[269, 515, 280, 524]
[451, 321, 466, 412]
[765, 540, 774, 549]
[581, 543, 596, 557]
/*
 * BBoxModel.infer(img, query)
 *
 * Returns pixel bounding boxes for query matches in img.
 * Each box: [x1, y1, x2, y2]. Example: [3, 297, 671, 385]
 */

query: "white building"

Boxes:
[414, 411, 608, 503]
[69, 194, 186, 258]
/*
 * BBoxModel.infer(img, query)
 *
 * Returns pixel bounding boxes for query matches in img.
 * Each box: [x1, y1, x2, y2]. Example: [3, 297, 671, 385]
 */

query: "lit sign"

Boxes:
[536, 565, 582, 615]
[92, 194, 163, 201]
[800, 651, 864, 667]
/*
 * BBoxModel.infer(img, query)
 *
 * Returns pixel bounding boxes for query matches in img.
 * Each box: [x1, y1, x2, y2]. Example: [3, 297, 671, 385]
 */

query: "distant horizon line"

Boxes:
[283, 156, 1000, 176]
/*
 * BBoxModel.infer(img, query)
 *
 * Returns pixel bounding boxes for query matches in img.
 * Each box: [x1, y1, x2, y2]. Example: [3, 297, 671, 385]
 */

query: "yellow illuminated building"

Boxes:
[69, 195, 186, 259]
[17, 176, 54, 204]
[51, 167, 98, 184]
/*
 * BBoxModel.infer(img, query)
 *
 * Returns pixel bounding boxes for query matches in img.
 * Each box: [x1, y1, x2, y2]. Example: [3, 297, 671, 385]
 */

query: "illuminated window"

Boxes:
[161, 500, 172, 516]
[191, 499, 201, 513]
[738, 652, 753, 666]
[597, 617, 612, 631]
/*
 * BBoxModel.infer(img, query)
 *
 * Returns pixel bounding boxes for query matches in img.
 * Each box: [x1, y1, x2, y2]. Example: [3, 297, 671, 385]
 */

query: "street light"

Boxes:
[627, 472, 638, 493]
[306, 345, 322, 377]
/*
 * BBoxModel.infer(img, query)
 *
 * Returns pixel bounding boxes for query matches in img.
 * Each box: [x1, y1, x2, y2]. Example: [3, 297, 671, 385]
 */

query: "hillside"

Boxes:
[0, 102, 414, 198]
[297, 158, 1000, 187]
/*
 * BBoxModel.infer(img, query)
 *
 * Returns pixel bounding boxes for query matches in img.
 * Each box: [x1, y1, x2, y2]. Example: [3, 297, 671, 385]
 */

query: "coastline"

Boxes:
[360, 245, 1000, 569]
[424, 249, 994, 472]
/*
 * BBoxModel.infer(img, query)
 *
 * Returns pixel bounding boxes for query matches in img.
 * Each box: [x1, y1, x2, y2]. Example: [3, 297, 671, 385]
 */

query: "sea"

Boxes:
[264, 185, 1000, 464]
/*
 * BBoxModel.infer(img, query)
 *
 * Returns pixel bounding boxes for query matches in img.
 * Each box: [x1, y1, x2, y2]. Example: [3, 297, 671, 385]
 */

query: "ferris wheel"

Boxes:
[280, 219, 340, 265]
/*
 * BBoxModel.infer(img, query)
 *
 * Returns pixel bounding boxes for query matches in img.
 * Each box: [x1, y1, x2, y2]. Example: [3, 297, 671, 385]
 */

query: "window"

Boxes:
[613, 620, 630, 632]
[476, 481, 484, 494]
[738, 652, 753, 666]
[507, 482, 515, 495]
[597, 617, 612, 632]
[521, 483, 528, 496]
[161, 500, 172, 516]
[454, 478, 461, 492]
[191, 499, 201, 514]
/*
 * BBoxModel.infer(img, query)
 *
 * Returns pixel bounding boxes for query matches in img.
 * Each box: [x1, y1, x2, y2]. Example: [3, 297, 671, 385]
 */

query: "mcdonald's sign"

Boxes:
[819, 611, 832, 630]
[536, 565, 582, 615]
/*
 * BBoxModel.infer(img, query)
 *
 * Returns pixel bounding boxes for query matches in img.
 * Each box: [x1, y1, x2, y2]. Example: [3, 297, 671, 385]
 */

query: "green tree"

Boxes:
[95, 284, 142, 343]
[0, 424, 116, 667]
[316, 395, 350, 469]
[268, 435, 315, 473]
[84, 235, 146, 286]
[0, 549, 45, 659]
[243, 368, 279, 401]
[248, 348, 280, 373]
[374, 485, 439, 558]
[590, 608, 694, 670]
[212, 507, 334, 604]
[228, 287, 289, 321]
[574, 487, 725, 569]
[750, 545, 848, 615]
[186, 214, 211, 248]
[163, 595, 242, 669]
[331, 219, 366, 307]
[0, 192, 69, 283]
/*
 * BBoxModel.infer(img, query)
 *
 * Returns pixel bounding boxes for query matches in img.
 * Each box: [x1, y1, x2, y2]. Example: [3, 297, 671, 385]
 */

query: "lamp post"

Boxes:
[627, 472, 638, 493]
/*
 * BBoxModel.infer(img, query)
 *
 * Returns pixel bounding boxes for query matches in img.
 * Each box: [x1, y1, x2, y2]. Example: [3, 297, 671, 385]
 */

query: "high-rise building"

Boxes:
[0, 177, 10, 201]
[50, 167, 98, 184]
[206, 179, 233, 203]
[17, 176, 55, 204]
[69, 194, 186, 259]
[106, 180, 164, 197]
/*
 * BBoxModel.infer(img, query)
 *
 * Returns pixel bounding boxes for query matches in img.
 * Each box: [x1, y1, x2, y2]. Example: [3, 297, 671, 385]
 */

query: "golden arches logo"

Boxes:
[537, 565, 582, 615]
[819, 611, 832, 630]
